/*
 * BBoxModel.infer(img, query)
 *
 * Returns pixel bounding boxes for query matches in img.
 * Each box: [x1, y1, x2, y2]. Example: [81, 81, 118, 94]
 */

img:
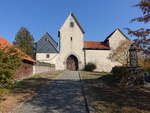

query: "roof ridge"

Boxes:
[70, 13, 85, 34]
[45, 32, 58, 46]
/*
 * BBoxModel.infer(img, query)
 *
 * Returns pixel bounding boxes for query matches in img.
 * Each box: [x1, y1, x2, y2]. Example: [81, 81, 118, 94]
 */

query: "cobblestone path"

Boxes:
[14, 71, 87, 113]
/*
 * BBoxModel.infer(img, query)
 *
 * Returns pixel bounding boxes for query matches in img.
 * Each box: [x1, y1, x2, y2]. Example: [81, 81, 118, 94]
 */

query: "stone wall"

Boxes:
[121, 67, 144, 86]
[33, 65, 55, 75]
[112, 66, 144, 86]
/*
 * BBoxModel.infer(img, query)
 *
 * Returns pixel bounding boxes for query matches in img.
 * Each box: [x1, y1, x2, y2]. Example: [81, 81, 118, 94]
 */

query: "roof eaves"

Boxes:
[104, 28, 131, 42]
[71, 13, 85, 34]
[45, 32, 58, 46]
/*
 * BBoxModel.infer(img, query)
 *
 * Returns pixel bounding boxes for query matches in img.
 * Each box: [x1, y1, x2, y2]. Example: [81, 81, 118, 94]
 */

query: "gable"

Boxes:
[60, 13, 85, 34]
[104, 29, 130, 42]
[42, 32, 58, 48]
[36, 33, 58, 53]
[70, 13, 85, 34]
[104, 29, 131, 50]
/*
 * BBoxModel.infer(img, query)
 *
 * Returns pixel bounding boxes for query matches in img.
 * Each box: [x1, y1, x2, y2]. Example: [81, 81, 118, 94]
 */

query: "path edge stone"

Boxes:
[79, 71, 95, 113]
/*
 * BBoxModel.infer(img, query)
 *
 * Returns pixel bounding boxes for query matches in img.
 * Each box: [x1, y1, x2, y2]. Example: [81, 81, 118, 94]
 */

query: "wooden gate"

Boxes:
[66, 55, 78, 71]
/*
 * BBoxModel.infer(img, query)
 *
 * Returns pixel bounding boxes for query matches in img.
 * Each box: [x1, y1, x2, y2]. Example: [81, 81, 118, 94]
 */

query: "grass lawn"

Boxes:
[0, 71, 62, 113]
[81, 71, 150, 113]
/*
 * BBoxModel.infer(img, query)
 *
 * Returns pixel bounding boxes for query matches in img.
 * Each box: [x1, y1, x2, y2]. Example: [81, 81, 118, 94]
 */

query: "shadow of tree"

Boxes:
[83, 74, 150, 112]
[13, 72, 150, 113]
[14, 79, 86, 113]
[13, 78, 51, 93]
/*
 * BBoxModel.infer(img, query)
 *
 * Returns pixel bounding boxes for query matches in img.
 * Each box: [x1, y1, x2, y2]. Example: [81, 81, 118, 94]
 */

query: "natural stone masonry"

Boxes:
[14, 71, 87, 113]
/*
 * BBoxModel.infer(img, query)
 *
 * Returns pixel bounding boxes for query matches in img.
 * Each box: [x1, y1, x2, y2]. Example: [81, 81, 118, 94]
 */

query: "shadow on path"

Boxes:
[83, 74, 150, 112]
[14, 71, 86, 113]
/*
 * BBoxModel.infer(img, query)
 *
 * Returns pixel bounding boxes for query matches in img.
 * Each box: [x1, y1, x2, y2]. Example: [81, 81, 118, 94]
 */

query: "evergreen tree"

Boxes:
[14, 27, 34, 57]
[0, 47, 21, 88]
[127, 0, 150, 57]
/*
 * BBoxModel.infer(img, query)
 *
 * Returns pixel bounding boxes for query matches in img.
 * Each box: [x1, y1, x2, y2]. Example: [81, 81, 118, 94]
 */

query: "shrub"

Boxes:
[111, 66, 128, 81]
[0, 50, 21, 88]
[84, 63, 96, 72]
[111, 66, 145, 86]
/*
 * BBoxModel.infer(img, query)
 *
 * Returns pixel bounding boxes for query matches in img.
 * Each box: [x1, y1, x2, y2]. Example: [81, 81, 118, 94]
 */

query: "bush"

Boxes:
[111, 66, 128, 81]
[84, 63, 96, 72]
[111, 66, 145, 86]
[0, 50, 21, 88]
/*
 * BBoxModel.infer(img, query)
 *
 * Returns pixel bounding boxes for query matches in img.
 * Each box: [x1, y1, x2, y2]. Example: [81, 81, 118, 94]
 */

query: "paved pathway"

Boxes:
[14, 71, 87, 113]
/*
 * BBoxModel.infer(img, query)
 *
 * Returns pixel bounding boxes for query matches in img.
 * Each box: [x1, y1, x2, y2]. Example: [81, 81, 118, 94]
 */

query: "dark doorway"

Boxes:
[66, 55, 78, 71]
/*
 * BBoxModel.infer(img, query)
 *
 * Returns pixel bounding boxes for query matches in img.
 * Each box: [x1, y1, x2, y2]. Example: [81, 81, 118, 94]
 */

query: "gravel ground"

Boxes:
[13, 71, 87, 113]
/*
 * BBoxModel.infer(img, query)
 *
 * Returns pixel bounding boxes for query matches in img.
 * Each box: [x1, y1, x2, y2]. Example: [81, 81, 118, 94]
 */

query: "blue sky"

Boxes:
[0, 0, 149, 43]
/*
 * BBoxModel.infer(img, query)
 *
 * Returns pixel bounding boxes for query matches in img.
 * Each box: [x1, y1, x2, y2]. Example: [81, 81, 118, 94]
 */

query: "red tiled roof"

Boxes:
[84, 41, 110, 49]
[0, 37, 12, 47]
[0, 37, 36, 63]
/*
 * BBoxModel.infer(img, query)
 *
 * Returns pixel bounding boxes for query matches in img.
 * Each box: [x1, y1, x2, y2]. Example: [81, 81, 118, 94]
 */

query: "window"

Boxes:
[70, 37, 72, 41]
[58, 31, 60, 37]
[70, 22, 74, 28]
[46, 54, 50, 58]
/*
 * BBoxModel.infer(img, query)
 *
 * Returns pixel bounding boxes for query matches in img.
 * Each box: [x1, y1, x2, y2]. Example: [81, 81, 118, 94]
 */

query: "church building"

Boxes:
[35, 13, 130, 72]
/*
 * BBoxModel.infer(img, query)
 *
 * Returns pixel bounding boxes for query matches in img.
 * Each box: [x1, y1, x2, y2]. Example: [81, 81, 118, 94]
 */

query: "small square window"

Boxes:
[46, 54, 50, 58]
[70, 22, 74, 28]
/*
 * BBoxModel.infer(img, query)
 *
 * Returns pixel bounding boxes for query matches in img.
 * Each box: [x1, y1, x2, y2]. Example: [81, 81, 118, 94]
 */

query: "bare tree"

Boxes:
[109, 40, 132, 66]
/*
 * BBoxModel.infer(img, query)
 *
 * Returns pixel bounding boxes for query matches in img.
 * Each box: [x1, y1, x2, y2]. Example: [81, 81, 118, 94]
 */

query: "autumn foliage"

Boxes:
[127, 0, 150, 56]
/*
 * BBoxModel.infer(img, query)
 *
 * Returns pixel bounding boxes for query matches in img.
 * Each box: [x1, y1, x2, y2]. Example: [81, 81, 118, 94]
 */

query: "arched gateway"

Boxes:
[66, 55, 78, 71]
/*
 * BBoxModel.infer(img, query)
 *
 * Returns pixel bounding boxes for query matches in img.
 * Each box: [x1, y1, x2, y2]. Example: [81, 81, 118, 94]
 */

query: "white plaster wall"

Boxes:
[85, 50, 121, 72]
[109, 29, 129, 50]
[58, 14, 85, 70]
[33, 65, 55, 75]
[36, 53, 58, 65]
[35, 17, 129, 72]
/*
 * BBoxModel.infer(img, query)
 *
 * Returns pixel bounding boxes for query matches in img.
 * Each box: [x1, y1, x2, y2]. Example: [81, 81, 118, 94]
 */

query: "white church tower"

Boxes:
[58, 13, 85, 70]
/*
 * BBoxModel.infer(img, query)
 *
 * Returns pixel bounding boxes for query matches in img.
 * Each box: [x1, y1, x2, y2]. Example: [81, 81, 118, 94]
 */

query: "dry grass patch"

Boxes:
[0, 71, 62, 113]
[81, 71, 150, 113]
[81, 71, 108, 79]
